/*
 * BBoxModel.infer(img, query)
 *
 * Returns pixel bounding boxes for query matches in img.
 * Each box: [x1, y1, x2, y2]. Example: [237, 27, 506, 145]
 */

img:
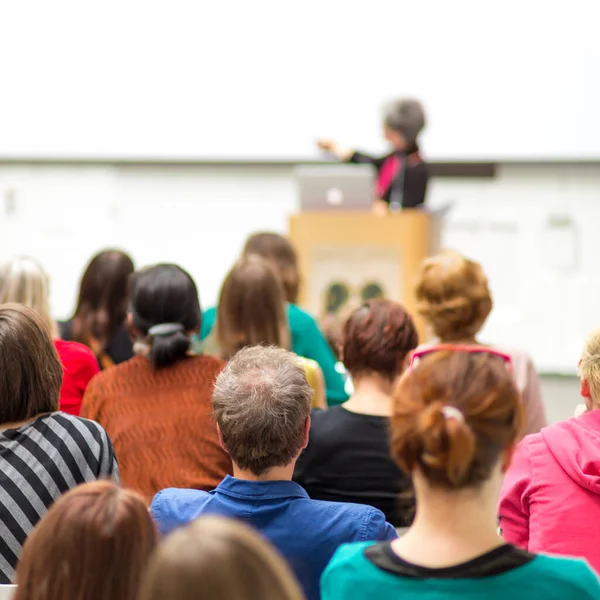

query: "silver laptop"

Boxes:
[294, 164, 375, 211]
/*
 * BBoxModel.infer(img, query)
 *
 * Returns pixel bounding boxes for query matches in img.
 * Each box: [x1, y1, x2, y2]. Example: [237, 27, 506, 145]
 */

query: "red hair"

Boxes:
[341, 300, 418, 380]
[15, 481, 157, 600]
[391, 352, 524, 489]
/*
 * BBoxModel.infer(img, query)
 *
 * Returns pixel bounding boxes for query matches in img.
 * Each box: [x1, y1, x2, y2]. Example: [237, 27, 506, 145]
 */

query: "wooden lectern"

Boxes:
[289, 210, 431, 342]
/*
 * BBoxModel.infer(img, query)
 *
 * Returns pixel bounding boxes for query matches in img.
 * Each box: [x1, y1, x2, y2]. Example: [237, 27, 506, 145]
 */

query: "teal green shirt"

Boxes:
[321, 542, 600, 600]
[200, 304, 348, 406]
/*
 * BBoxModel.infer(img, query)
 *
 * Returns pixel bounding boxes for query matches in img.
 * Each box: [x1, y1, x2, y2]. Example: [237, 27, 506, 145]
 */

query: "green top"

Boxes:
[200, 303, 349, 406]
[321, 542, 600, 600]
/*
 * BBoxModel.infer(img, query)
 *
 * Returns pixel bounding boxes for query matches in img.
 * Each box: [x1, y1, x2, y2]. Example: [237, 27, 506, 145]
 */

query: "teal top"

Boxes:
[321, 542, 600, 600]
[200, 304, 348, 406]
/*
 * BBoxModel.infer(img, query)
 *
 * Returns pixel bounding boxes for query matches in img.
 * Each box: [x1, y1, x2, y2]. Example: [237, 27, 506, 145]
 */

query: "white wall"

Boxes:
[1, 163, 599, 374]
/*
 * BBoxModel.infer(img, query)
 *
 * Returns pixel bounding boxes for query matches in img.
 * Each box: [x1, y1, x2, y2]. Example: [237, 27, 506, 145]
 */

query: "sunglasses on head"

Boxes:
[410, 344, 512, 370]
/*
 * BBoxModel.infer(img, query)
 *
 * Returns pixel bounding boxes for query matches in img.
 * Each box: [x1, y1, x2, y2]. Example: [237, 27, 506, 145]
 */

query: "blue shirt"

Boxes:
[151, 476, 397, 600]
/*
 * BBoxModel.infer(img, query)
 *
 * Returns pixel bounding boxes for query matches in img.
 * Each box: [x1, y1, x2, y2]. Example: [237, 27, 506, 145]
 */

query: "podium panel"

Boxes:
[289, 210, 431, 342]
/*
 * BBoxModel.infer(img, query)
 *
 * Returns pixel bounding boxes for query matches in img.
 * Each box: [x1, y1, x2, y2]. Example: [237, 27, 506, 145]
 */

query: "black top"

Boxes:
[293, 406, 414, 527]
[365, 542, 536, 579]
[349, 146, 429, 208]
[59, 319, 134, 367]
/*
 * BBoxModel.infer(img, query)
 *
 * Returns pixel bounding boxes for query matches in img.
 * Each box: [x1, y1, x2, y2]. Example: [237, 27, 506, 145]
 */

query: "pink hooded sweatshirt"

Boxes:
[499, 410, 600, 573]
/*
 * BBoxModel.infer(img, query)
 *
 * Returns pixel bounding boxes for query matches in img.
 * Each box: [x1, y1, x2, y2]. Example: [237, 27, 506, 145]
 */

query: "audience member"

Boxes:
[14, 481, 157, 600]
[415, 250, 546, 435]
[499, 328, 600, 571]
[294, 300, 417, 527]
[204, 255, 326, 409]
[0, 256, 98, 415]
[80, 264, 231, 501]
[0, 304, 118, 583]
[59, 249, 135, 368]
[200, 232, 347, 405]
[140, 516, 304, 600]
[150, 346, 396, 600]
[321, 350, 600, 600]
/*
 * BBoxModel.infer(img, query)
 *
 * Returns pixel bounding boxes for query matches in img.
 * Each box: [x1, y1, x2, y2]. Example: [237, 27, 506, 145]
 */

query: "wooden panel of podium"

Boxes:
[289, 210, 431, 342]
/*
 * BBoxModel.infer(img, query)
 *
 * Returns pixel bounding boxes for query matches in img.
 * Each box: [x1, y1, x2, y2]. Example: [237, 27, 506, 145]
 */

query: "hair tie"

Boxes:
[441, 406, 464, 423]
[147, 323, 185, 337]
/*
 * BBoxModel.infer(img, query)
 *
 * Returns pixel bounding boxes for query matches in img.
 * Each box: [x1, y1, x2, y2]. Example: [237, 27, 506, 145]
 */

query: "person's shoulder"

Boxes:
[321, 541, 379, 593]
[287, 303, 318, 328]
[150, 487, 213, 534]
[185, 354, 226, 378]
[307, 498, 394, 541]
[527, 554, 600, 596]
[54, 339, 97, 365]
[48, 412, 110, 442]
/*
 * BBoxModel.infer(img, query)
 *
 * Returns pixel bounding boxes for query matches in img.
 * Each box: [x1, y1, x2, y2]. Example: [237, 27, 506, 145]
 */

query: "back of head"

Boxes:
[130, 264, 201, 368]
[212, 346, 312, 476]
[217, 255, 288, 360]
[0, 256, 53, 334]
[391, 351, 523, 489]
[139, 516, 303, 600]
[342, 299, 418, 380]
[0, 304, 62, 424]
[383, 98, 426, 145]
[15, 481, 157, 600]
[579, 329, 600, 405]
[243, 232, 299, 303]
[73, 250, 134, 346]
[415, 250, 492, 341]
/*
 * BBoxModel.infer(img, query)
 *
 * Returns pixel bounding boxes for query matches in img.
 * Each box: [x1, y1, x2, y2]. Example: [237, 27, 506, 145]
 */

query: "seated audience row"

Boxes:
[14, 480, 299, 600]
[60, 250, 135, 368]
[200, 233, 347, 405]
[500, 328, 600, 573]
[0, 304, 117, 584]
[415, 250, 547, 435]
[203, 254, 326, 409]
[151, 345, 396, 600]
[80, 264, 232, 501]
[321, 348, 599, 600]
[294, 299, 417, 527]
[0, 257, 98, 415]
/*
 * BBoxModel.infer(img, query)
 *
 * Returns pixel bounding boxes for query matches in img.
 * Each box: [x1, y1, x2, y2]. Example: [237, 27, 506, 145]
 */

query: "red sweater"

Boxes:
[54, 339, 99, 416]
[80, 354, 232, 502]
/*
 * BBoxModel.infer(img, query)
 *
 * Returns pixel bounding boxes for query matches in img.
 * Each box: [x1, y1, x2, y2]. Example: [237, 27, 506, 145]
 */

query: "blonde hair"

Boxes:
[580, 330, 600, 403]
[217, 255, 289, 359]
[415, 250, 492, 341]
[139, 516, 304, 600]
[0, 256, 54, 335]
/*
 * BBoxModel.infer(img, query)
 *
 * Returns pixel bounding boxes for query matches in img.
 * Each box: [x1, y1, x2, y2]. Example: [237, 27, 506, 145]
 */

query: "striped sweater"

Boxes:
[81, 355, 232, 502]
[0, 412, 118, 583]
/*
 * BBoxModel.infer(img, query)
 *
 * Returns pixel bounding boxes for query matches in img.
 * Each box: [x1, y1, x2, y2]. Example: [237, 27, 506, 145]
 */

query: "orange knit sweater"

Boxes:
[81, 354, 232, 502]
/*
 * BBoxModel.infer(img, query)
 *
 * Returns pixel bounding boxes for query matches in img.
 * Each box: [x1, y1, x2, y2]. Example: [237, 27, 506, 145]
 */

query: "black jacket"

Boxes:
[349, 146, 428, 208]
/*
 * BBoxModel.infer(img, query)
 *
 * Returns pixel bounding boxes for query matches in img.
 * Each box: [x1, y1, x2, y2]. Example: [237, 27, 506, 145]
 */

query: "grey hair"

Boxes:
[383, 98, 426, 145]
[212, 345, 312, 476]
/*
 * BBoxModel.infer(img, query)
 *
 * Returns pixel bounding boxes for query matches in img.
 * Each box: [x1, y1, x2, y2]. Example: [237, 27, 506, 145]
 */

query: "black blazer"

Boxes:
[349, 145, 429, 208]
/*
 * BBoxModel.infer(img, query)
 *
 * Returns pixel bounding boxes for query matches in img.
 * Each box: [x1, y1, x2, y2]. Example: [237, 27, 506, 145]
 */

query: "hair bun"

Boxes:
[416, 401, 476, 487]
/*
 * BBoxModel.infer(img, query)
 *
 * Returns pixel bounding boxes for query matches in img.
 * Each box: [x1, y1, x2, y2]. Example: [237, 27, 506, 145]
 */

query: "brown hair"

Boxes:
[243, 232, 300, 304]
[15, 481, 157, 600]
[391, 352, 523, 489]
[217, 255, 289, 360]
[139, 516, 304, 600]
[71, 250, 134, 351]
[415, 250, 492, 341]
[342, 300, 418, 380]
[212, 346, 312, 476]
[0, 303, 61, 424]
